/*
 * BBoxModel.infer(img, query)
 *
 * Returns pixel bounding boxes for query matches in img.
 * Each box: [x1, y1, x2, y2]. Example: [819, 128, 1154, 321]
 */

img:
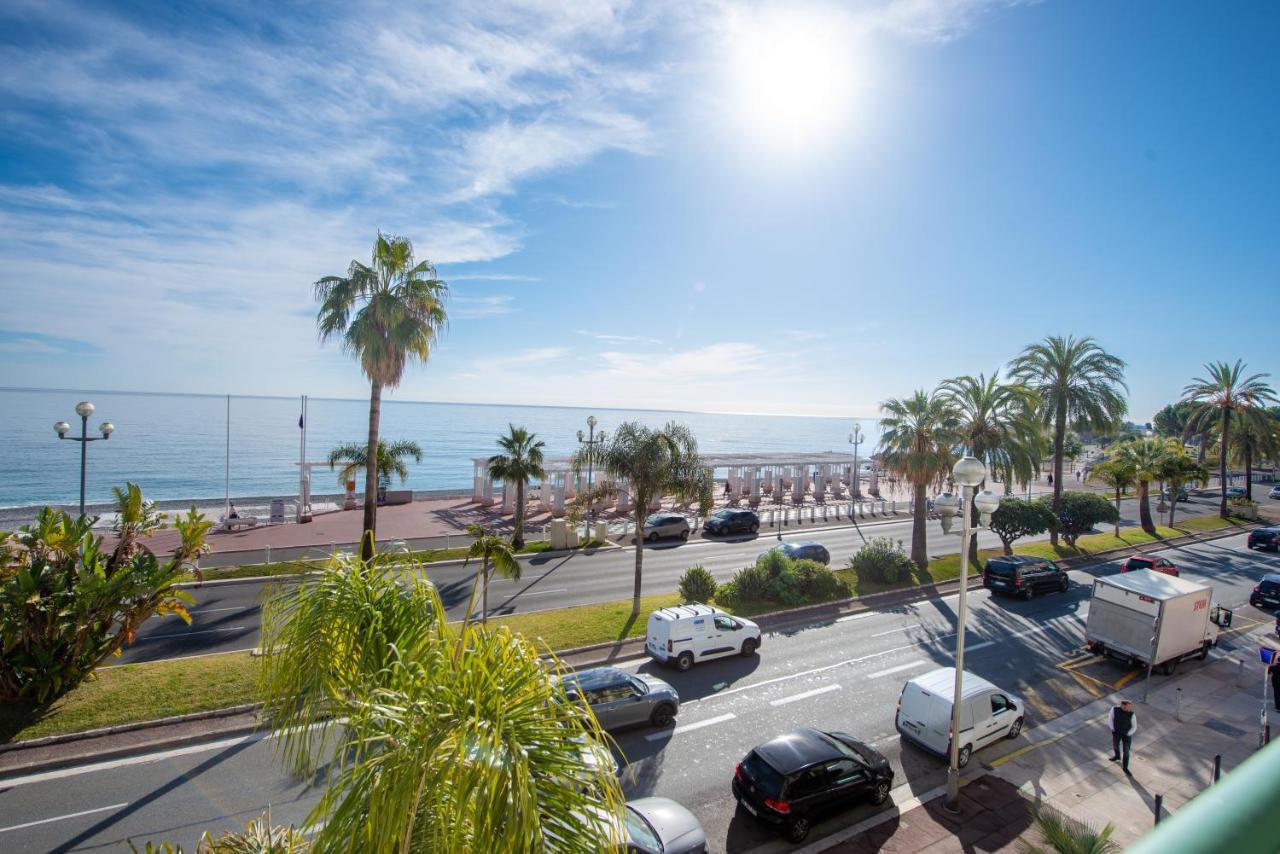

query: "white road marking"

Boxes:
[0, 803, 128, 833]
[871, 626, 910, 638]
[522, 588, 569, 596]
[868, 660, 926, 679]
[686, 642, 921, 704]
[139, 626, 247, 641]
[835, 612, 877, 623]
[964, 641, 996, 653]
[770, 685, 841, 706]
[646, 713, 736, 741]
[192, 606, 246, 614]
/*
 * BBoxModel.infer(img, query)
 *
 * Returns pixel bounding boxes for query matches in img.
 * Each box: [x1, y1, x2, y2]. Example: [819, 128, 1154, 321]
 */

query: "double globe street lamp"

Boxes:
[577, 416, 606, 540]
[54, 401, 115, 518]
[932, 455, 1001, 813]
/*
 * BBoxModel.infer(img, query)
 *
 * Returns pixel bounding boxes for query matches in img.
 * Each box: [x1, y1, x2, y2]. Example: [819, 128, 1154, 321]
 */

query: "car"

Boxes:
[646, 603, 761, 670]
[760, 541, 831, 565]
[895, 668, 1023, 768]
[560, 667, 680, 730]
[1270, 485, 1280, 500]
[641, 512, 691, 542]
[982, 555, 1069, 599]
[704, 508, 759, 536]
[1226, 487, 1247, 498]
[1250, 574, 1280, 610]
[1247, 527, 1280, 552]
[1160, 486, 1191, 502]
[733, 728, 893, 843]
[1122, 555, 1180, 576]
[574, 798, 708, 854]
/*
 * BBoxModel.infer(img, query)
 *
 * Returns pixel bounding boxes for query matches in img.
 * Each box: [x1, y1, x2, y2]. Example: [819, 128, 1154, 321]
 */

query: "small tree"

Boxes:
[1088, 458, 1134, 537]
[1063, 432, 1084, 471]
[462, 523, 519, 628]
[487, 425, 546, 550]
[677, 565, 716, 604]
[989, 498, 1058, 555]
[1045, 491, 1119, 547]
[848, 537, 916, 584]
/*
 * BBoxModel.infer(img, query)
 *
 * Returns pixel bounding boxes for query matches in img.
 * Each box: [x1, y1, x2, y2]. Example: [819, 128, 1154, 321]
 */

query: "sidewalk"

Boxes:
[822, 635, 1274, 852]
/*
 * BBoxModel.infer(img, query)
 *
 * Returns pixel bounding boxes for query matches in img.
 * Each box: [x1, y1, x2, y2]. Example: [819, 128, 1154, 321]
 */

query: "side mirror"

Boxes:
[1008, 700, 1018, 711]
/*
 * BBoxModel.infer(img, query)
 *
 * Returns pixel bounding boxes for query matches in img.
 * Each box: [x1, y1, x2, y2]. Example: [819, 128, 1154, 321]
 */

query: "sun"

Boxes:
[725, 7, 859, 149]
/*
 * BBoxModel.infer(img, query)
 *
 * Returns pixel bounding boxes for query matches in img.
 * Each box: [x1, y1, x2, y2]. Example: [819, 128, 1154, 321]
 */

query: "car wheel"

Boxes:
[749, 523, 759, 534]
[1007, 717, 1023, 739]
[1198, 643, 1210, 661]
[647, 531, 659, 543]
[676, 651, 694, 672]
[786, 818, 811, 843]
[1020, 587, 1034, 601]
[741, 638, 758, 657]
[957, 745, 972, 768]
[1059, 577, 1069, 593]
[1160, 659, 1178, 676]
[650, 703, 676, 728]
[871, 781, 890, 805]
[680, 529, 690, 541]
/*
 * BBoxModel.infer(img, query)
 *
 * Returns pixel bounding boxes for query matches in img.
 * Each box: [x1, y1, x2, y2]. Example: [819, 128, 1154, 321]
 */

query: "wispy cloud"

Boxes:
[452, 295, 517, 320]
[576, 330, 663, 345]
[446, 273, 542, 282]
[863, 0, 1037, 42]
[0, 329, 102, 356]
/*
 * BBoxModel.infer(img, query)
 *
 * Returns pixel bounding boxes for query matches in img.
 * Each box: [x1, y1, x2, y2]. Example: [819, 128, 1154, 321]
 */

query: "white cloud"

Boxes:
[598, 342, 767, 381]
[0, 337, 63, 355]
[576, 330, 663, 345]
[865, 0, 1035, 42]
[452, 295, 517, 319]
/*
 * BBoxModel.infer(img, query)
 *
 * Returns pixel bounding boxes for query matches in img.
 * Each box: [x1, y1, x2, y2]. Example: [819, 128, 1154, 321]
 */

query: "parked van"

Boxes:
[895, 668, 1023, 768]
[646, 604, 761, 671]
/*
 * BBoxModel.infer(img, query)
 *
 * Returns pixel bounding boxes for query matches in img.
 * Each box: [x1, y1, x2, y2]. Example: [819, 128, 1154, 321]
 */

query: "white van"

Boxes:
[895, 668, 1023, 768]
[645, 604, 762, 671]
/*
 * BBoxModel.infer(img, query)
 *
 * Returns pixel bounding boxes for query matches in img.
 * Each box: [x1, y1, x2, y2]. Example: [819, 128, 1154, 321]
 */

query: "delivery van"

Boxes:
[895, 668, 1023, 768]
[645, 603, 761, 671]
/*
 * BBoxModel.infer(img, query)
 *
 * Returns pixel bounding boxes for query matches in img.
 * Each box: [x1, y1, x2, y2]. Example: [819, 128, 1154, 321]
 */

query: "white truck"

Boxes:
[1084, 570, 1232, 675]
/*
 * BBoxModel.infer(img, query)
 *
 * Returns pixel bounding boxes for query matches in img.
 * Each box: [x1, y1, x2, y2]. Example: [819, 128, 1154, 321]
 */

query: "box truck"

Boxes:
[1084, 570, 1231, 675]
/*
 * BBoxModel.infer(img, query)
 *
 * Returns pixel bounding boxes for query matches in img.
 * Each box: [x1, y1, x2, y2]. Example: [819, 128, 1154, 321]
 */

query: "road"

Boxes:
[4, 530, 1276, 853]
[119, 491, 1240, 663]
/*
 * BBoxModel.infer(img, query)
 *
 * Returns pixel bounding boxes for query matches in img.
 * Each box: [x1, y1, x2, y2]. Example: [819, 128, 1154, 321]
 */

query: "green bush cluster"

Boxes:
[847, 537, 915, 584]
[715, 551, 850, 608]
[676, 564, 717, 604]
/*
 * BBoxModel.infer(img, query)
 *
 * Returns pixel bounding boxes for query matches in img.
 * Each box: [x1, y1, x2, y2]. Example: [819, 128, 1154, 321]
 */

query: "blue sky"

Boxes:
[1, 0, 1276, 420]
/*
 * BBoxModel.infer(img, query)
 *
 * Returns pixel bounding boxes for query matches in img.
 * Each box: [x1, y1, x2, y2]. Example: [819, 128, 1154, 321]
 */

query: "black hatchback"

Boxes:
[1250, 575, 1280, 610]
[983, 555, 1069, 600]
[1248, 528, 1280, 552]
[732, 728, 893, 843]
[705, 509, 760, 536]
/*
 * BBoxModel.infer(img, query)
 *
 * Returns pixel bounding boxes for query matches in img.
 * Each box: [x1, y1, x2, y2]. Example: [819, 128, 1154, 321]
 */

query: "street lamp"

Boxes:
[577, 416, 606, 541]
[848, 423, 863, 500]
[55, 401, 115, 518]
[934, 455, 1001, 813]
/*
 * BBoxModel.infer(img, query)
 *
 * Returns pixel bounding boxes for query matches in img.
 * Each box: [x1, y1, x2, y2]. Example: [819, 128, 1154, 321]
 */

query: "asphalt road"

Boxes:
[4, 531, 1276, 853]
[118, 490, 1243, 664]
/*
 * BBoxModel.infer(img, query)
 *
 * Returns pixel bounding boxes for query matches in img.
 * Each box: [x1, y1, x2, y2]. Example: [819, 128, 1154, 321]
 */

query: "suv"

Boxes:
[983, 555, 1069, 600]
[1248, 527, 1280, 552]
[642, 513, 691, 542]
[1122, 555, 1179, 576]
[1161, 486, 1191, 502]
[704, 508, 760, 536]
[1250, 575, 1280, 610]
[733, 728, 893, 843]
[560, 667, 681, 730]
[760, 541, 831, 565]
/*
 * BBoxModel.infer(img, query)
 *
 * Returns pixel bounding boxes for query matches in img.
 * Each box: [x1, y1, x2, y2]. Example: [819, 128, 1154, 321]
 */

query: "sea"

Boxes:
[0, 388, 878, 529]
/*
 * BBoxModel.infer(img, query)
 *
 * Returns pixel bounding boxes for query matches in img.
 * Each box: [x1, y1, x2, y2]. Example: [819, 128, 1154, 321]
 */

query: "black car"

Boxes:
[1161, 486, 1191, 502]
[982, 555, 1069, 600]
[1248, 528, 1280, 552]
[704, 508, 760, 536]
[762, 541, 831, 565]
[732, 728, 893, 843]
[1250, 574, 1280, 610]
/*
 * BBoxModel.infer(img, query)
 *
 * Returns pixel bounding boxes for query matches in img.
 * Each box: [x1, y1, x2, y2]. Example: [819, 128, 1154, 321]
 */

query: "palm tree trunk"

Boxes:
[631, 506, 645, 617]
[512, 480, 526, 550]
[1168, 482, 1178, 528]
[910, 483, 928, 570]
[1051, 401, 1066, 545]
[482, 564, 490, 626]
[361, 379, 382, 560]
[1219, 411, 1231, 519]
[968, 484, 981, 565]
[1197, 436, 1206, 465]
[1113, 486, 1122, 537]
[1245, 442, 1254, 501]
[1138, 480, 1153, 534]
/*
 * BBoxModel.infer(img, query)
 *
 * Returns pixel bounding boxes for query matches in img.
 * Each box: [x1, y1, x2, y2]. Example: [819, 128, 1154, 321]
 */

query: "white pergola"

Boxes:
[471, 451, 877, 515]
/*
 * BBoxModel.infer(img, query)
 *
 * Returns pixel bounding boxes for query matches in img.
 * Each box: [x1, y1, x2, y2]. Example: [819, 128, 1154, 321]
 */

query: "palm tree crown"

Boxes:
[878, 390, 962, 569]
[327, 439, 423, 488]
[937, 371, 1042, 491]
[1112, 438, 1172, 534]
[487, 425, 547, 550]
[1182, 360, 1277, 513]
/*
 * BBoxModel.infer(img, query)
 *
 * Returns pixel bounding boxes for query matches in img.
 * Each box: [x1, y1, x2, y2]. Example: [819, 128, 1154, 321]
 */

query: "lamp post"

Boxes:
[577, 416, 605, 541]
[848, 423, 864, 500]
[55, 401, 115, 518]
[934, 455, 1001, 813]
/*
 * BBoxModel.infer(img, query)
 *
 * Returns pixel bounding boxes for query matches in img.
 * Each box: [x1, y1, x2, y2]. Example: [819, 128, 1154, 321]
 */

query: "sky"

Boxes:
[1, 0, 1277, 421]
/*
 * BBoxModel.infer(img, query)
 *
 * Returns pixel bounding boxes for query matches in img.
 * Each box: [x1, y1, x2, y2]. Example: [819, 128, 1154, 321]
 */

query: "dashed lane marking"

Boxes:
[0, 803, 129, 834]
[770, 684, 842, 706]
[646, 713, 736, 741]
[868, 660, 927, 679]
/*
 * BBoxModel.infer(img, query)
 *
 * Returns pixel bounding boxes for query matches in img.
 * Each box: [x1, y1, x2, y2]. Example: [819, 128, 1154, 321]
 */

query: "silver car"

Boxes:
[624, 797, 708, 853]
[642, 512, 691, 542]
[562, 667, 680, 730]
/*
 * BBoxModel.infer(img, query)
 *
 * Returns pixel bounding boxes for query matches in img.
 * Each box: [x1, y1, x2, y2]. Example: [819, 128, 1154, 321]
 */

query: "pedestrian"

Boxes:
[1109, 699, 1137, 774]
[1270, 661, 1280, 712]
[1048, 472, 1054, 487]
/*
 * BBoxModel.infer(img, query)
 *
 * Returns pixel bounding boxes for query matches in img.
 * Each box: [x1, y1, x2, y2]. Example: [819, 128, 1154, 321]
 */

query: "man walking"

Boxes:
[1270, 661, 1280, 712]
[1110, 699, 1137, 774]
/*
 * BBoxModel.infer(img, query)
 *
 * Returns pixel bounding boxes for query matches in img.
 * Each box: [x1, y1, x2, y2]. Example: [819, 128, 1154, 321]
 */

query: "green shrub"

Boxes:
[848, 537, 915, 584]
[677, 565, 717, 604]
[717, 554, 850, 608]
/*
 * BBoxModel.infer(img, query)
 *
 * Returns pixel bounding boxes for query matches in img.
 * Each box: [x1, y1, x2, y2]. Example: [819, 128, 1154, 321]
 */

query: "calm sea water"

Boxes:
[1, 388, 877, 518]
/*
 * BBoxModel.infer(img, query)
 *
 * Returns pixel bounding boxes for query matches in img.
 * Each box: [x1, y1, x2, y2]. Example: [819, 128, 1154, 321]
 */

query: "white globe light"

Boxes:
[933, 491, 961, 517]
[953, 456, 987, 487]
[74, 401, 95, 418]
[54, 421, 70, 436]
[100, 422, 115, 437]
[974, 489, 1000, 516]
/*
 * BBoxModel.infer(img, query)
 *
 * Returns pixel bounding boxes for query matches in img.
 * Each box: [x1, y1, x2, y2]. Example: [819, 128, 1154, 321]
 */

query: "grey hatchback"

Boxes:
[642, 513, 691, 542]
[562, 667, 681, 730]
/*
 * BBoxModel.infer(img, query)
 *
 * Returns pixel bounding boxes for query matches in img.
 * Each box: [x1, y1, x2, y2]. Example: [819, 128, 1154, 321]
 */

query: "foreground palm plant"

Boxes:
[1021, 804, 1119, 854]
[257, 553, 623, 853]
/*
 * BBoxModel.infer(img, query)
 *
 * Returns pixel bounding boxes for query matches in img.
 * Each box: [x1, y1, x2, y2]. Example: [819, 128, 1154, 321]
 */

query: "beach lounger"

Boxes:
[221, 515, 259, 531]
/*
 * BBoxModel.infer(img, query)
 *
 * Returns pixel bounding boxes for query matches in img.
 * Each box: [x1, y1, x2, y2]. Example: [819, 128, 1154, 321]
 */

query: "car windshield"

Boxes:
[645, 515, 665, 525]
[624, 806, 663, 852]
[777, 543, 797, 556]
[741, 751, 784, 798]
[712, 510, 733, 520]
[1129, 558, 1154, 567]
[1261, 580, 1280, 593]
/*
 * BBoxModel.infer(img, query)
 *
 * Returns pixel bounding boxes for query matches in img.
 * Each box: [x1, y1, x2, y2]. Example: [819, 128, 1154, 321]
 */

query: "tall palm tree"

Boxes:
[1182, 360, 1277, 517]
[1087, 457, 1135, 538]
[462, 523, 520, 628]
[878, 390, 962, 570]
[258, 553, 624, 853]
[327, 439, 423, 497]
[1112, 438, 1172, 534]
[1011, 335, 1128, 545]
[1228, 410, 1280, 502]
[316, 233, 448, 559]
[487, 425, 547, 550]
[937, 372, 1041, 562]
[574, 422, 710, 617]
